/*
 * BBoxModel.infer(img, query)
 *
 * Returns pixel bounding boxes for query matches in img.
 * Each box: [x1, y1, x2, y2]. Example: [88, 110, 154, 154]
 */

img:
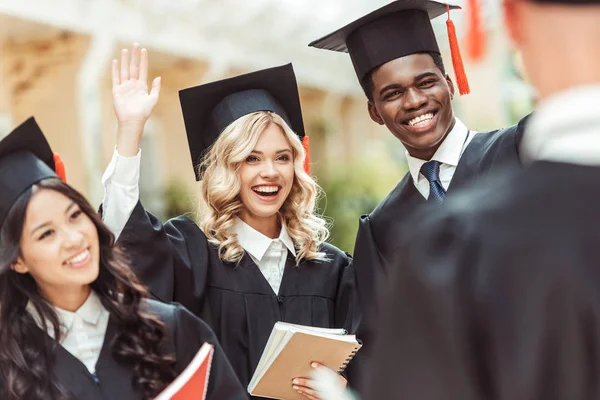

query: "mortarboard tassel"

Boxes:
[53, 153, 67, 182]
[446, 4, 471, 95]
[302, 135, 311, 175]
[466, 0, 485, 62]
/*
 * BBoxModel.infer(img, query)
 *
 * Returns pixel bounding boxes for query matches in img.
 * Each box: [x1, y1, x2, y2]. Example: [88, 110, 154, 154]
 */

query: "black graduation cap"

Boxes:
[309, 0, 470, 95]
[0, 117, 64, 228]
[179, 63, 307, 181]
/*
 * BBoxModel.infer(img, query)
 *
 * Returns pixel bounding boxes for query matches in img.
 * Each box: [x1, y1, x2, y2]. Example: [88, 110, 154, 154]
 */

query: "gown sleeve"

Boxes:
[352, 215, 384, 321]
[117, 201, 211, 318]
[343, 215, 384, 391]
[171, 304, 249, 400]
[334, 252, 359, 336]
[101, 146, 210, 317]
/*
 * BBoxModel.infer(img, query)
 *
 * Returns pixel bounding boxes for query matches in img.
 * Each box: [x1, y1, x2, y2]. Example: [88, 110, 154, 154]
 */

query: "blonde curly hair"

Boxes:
[197, 111, 329, 264]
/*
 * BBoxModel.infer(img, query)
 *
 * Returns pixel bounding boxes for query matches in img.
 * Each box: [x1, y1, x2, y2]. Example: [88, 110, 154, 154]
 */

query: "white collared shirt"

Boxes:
[231, 217, 297, 295]
[405, 118, 477, 199]
[101, 149, 297, 294]
[26, 291, 110, 374]
[521, 84, 600, 166]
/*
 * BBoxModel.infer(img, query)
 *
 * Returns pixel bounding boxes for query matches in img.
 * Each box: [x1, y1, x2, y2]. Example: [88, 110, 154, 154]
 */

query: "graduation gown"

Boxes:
[366, 161, 600, 400]
[24, 300, 246, 400]
[116, 203, 358, 396]
[348, 117, 529, 390]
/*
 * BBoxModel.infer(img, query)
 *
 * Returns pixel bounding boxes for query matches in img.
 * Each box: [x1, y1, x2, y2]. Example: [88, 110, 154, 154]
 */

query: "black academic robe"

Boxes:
[366, 161, 600, 400]
[25, 300, 246, 400]
[116, 203, 358, 397]
[347, 116, 529, 391]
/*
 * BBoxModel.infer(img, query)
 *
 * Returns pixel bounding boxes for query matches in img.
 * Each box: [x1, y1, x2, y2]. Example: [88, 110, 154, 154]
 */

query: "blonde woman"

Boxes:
[102, 45, 357, 400]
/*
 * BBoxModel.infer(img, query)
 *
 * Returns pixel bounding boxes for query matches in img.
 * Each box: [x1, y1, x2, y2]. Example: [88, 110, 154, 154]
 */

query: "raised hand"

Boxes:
[112, 43, 161, 124]
[112, 43, 161, 157]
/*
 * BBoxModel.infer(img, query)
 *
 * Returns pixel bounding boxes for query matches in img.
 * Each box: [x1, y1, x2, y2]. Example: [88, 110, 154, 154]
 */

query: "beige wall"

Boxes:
[443, 28, 515, 131]
[149, 58, 210, 189]
[1, 31, 91, 194]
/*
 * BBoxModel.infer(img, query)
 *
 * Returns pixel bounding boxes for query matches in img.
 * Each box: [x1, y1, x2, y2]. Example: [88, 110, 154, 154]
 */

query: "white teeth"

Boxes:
[408, 112, 434, 127]
[67, 249, 89, 265]
[253, 186, 279, 193]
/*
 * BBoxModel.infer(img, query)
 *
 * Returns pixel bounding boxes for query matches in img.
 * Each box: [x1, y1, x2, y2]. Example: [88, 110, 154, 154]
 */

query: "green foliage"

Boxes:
[318, 156, 406, 254]
[162, 179, 196, 221]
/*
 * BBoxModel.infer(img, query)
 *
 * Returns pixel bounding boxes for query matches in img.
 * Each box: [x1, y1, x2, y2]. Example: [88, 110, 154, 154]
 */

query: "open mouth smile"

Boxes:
[63, 247, 92, 268]
[402, 111, 438, 131]
[251, 185, 281, 198]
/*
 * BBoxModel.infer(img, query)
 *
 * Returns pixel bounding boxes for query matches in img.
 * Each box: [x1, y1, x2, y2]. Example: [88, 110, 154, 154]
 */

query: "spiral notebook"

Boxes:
[247, 322, 361, 400]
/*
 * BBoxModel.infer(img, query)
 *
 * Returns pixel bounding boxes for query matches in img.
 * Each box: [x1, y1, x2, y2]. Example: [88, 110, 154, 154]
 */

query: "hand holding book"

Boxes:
[291, 362, 347, 400]
[247, 322, 361, 400]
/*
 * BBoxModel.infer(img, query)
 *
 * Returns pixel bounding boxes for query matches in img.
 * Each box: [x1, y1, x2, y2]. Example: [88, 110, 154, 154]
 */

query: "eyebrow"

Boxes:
[30, 201, 77, 236]
[414, 72, 439, 82]
[378, 72, 439, 97]
[250, 149, 293, 155]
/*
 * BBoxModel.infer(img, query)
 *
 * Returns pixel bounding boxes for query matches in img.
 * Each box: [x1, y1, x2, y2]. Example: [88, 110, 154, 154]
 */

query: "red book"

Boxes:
[155, 343, 214, 400]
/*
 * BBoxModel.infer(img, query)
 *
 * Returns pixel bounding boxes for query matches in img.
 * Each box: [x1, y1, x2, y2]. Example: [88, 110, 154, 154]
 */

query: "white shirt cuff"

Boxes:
[101, 147, 142, 240]
[101, 147, 141, 188]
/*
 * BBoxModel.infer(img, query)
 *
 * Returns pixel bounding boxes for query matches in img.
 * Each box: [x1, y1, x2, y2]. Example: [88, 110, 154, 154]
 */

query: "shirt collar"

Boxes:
[231, 217, 296, 261]
[521, 84, 600, 166]
[406, 118, 469, 183]
[26, 291, 106, 339]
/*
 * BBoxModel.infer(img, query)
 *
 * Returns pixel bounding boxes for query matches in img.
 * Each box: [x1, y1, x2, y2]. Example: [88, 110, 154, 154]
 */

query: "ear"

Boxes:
[367, 101, 384, 125]
[12, 258, 29, 274]
[503, 0, 522, 45]
[445, 74, 456, 100]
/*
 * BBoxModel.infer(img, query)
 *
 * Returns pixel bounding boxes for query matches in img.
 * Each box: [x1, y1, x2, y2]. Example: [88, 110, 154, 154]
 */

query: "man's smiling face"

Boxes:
[367, 53, 456, 160]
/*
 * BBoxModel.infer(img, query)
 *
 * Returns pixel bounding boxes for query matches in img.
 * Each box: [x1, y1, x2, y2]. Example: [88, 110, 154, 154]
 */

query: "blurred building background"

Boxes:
[0, 0, 534, 253]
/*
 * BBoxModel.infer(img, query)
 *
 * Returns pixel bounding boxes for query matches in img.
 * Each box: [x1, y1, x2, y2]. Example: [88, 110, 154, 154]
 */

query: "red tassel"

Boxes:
[301, 135, 310, 175]
[466, 0, 485, 62]
[446, 5, 471, 95]
[53, 153, 67, 182]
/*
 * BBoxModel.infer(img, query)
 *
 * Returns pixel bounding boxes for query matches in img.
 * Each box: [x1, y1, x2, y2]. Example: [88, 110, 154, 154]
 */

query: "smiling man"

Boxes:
[309, 0, 528, 392]
[367, 53, 457, 163]
[364, 0, 600, 397]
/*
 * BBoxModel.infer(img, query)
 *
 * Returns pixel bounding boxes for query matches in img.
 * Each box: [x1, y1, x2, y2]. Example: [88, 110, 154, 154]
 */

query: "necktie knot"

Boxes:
[419, 160, 445, 203]
[420, 160, 442, 184]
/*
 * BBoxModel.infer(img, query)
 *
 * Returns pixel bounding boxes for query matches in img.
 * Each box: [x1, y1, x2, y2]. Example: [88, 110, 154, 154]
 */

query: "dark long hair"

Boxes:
[0, 178, 176, 400]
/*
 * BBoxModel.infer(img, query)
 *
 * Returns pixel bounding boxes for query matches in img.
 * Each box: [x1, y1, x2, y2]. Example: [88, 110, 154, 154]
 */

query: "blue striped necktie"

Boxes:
[420, 160, 445, 203]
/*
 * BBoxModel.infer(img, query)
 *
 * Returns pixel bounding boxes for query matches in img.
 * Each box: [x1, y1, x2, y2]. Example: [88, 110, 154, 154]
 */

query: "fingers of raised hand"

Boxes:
[116, 44, 150, 84]
[129, 43, 141, 80]
[150, 76, 161, 99]
[120, 48, 130, 82]
[139, 48, 148, 83]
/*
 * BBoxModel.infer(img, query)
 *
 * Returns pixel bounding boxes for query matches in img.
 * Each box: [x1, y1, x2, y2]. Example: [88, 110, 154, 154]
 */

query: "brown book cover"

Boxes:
[248, 323, 361, 400]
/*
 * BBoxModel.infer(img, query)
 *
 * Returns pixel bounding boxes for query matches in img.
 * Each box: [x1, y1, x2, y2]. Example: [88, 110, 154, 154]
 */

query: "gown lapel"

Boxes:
[51, 315, 141, 399]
